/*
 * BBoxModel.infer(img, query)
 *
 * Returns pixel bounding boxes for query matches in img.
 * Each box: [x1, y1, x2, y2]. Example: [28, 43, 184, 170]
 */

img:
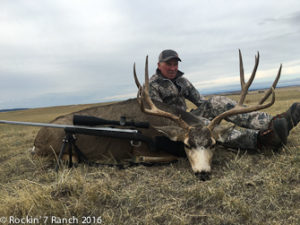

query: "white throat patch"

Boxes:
[185, 146, 214, 173]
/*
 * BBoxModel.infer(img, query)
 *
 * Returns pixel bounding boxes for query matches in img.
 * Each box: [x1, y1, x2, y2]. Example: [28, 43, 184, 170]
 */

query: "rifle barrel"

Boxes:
[0, 120, 138, 133]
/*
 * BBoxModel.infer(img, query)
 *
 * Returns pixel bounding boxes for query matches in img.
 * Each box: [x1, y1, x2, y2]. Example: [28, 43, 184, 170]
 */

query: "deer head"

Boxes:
[134, 50, 281, 180]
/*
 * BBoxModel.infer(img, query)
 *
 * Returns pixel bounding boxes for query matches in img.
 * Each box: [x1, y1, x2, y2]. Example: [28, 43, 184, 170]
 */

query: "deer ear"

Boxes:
[211, 124, 236, 141]
[153, 126, 186, 142]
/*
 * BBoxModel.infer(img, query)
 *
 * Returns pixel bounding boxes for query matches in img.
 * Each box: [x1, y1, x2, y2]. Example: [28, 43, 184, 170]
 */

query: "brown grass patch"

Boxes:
[0, 88, 299, 225]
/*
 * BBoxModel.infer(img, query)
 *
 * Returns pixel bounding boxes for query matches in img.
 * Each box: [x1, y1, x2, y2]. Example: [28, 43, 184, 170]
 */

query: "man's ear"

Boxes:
[157, 62, 161, 70]
[153, 126, 186, 142]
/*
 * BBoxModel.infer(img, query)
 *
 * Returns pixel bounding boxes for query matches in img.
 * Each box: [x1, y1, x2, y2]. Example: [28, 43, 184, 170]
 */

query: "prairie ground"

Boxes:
[0, 86, 299, 225]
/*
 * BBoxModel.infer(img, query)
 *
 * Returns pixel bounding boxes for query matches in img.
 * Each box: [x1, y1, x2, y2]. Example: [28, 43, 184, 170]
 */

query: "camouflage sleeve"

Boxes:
[149, 82, 163, 103]
[178, 77, 205, 107]
[187, 83, 206, 107]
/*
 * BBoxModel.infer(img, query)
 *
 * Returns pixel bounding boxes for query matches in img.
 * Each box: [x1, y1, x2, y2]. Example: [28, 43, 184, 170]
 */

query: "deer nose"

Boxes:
[195, 171, 211, 181]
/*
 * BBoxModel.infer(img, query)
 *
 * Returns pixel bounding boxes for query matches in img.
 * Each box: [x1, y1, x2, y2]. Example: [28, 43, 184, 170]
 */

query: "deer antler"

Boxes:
[133, 56, 191, 132]
[133, 62, 143, 105]
[207, 50, 282, 131]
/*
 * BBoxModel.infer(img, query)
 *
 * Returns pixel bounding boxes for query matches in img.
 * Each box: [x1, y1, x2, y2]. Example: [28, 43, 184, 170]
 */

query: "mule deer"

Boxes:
[34, 50, 281, 180]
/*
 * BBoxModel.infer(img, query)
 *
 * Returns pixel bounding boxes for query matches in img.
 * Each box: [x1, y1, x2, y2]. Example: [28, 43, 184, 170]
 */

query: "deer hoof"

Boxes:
[195, 171, 211, 181]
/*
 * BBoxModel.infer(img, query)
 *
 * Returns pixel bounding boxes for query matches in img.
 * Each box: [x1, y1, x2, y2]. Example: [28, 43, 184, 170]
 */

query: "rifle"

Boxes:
[0, 115, 154, 170]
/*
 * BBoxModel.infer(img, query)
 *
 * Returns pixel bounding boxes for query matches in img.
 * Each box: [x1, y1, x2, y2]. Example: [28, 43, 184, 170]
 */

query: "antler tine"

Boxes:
[259, 64, 282, 105]
[238, 50, 259, 105]
[142, 56, 156, 109]
[207, 50, 278, 132]
[136, 86, 143, 105]
[247, 52, 259, 90]
[134, 62, 147, 111]
[133, 62, 142, 89]
[239, 49, 245, 87]
[134, 56, 191, 131]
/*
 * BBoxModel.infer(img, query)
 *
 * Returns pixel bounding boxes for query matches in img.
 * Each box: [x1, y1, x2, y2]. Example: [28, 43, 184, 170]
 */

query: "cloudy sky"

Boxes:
[1, 0, 300, 109]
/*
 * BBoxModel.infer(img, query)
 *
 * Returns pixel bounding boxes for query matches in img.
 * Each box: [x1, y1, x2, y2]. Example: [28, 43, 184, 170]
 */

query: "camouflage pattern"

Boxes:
[149, 69, 206, 111]
[216, 125, 259, 150]
[191, 96, 274, 150]
[192, 96, 273, 130]
[150, 70, 273, 150]
[184, 115, 260, 150]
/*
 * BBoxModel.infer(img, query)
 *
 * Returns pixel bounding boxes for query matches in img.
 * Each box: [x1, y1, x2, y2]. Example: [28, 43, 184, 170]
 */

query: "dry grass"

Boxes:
[0, 87, 299, 225]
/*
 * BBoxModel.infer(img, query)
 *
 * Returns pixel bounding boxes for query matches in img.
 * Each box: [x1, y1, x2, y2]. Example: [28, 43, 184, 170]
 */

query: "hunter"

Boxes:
[149, 49, 300, 151]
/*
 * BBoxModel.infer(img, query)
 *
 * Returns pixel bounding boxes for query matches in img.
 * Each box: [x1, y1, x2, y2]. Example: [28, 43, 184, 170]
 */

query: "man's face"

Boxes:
[158, 59, 179, 79]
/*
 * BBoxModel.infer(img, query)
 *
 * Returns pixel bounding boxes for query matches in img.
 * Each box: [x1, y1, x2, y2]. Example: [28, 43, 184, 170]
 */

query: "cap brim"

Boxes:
[160, 56, 181, 62]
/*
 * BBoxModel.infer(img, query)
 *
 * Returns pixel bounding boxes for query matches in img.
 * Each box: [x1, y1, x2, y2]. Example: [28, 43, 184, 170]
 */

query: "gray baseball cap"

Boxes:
[158, 49, 181, 62]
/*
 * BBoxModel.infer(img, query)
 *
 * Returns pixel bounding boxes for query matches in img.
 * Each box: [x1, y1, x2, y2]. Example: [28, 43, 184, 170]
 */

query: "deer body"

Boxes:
[34, 99, 209, 166]
[34, 50, 282, 180]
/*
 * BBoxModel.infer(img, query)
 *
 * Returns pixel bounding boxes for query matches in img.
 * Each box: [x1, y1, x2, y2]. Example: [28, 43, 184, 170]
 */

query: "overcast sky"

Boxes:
[1, 0, 300, 109]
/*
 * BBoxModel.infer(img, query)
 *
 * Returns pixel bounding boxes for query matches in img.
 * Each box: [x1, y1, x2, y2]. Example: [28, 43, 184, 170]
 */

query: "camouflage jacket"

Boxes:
[149, 69, 205, 111]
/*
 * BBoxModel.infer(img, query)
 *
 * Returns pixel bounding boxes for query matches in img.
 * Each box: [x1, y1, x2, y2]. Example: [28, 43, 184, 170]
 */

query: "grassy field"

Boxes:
[0, 86, 299, 225]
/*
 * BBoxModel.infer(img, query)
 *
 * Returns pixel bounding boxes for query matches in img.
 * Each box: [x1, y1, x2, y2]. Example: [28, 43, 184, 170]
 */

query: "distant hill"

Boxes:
[0, 108, 29, 112]
[200, 79, 300, 96]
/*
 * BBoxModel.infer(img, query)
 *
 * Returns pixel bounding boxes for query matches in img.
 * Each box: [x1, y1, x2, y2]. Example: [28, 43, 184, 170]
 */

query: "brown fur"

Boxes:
[34, 98, 202, 162]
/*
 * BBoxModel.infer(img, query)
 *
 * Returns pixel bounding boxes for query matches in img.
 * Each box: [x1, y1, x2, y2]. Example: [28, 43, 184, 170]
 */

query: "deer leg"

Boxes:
[155, 136, 186, 157]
